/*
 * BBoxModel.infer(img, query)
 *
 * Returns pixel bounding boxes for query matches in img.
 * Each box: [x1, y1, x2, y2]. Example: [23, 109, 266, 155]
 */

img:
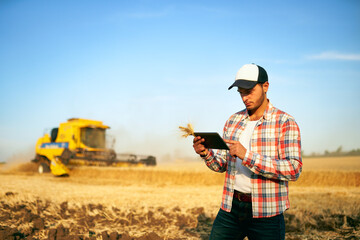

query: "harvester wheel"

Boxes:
[38, 163, 50, 174]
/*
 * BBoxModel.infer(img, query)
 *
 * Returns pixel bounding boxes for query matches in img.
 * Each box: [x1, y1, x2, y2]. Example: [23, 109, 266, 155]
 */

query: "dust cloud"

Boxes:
[108, 127, 198, 164]
[1, 147, 35, 172]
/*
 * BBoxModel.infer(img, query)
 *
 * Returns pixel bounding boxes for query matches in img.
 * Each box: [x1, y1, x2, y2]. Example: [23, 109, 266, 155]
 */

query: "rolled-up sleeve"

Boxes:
[242, 118, 302, 181]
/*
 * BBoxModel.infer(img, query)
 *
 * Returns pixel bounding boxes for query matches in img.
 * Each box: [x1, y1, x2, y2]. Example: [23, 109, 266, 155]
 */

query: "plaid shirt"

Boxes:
[203, 101, 302, 218]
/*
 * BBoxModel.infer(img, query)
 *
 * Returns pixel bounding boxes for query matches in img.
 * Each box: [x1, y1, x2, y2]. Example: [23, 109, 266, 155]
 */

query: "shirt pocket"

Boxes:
[251, 121, 278, 159]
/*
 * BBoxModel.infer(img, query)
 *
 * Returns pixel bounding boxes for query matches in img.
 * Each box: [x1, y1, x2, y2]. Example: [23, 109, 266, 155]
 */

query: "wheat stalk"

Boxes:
[179, 123, 207, 155]
[178, 123, 195, 138]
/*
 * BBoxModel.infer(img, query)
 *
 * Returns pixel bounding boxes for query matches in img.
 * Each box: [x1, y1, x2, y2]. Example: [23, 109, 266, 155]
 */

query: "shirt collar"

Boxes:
[263, 100, 274, 120]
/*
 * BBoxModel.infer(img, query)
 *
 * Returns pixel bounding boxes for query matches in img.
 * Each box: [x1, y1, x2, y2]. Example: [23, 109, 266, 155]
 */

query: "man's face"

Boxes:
[237, 82, 269, 112]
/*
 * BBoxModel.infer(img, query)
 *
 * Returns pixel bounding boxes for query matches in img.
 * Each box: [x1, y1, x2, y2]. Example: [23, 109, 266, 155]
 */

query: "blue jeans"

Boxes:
[209, 198, 285, 240]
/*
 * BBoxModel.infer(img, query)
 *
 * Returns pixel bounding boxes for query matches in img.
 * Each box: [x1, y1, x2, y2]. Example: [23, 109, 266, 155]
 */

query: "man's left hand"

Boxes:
[224, 139, 247, 160]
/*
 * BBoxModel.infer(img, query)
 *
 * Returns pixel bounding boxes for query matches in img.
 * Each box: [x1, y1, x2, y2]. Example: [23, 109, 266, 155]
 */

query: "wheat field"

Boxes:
[0, 156, 359, 239]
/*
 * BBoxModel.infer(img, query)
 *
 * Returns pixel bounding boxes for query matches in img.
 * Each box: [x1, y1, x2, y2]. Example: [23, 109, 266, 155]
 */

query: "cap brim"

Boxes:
[228, 80, 257, 90]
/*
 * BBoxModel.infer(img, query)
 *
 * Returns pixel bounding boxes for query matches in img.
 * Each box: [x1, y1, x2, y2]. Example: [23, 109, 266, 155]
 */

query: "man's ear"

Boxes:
[263, 81, 269, 93]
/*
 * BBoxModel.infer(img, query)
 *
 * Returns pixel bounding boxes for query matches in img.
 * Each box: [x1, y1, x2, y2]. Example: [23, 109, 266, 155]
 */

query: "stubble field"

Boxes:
[0, 156, 360, 240]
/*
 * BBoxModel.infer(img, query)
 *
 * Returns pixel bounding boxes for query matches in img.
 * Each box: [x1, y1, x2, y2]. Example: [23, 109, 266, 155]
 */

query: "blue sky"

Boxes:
[1, 0, 359, 162]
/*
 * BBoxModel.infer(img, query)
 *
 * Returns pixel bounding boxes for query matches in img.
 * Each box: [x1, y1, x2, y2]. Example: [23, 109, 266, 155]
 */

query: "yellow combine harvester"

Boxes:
[32, 118, 156, 176]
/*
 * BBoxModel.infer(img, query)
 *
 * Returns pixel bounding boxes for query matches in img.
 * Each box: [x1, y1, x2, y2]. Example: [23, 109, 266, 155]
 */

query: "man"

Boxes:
[193, 63, 302, 240]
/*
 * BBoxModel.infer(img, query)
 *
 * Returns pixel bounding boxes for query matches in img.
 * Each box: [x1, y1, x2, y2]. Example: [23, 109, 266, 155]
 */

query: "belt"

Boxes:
[233, 190, 252, 202]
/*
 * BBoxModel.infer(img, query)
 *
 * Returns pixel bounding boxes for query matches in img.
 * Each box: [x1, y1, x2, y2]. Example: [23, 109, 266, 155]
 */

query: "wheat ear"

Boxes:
[178, 123, 195, 138]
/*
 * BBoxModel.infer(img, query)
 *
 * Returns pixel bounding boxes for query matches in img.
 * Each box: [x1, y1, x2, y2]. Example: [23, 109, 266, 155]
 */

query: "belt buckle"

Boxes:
[240, 194, 249, 202]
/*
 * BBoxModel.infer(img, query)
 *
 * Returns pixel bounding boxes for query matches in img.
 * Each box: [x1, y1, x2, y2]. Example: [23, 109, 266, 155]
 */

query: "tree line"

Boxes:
[303, 146, 360, 157]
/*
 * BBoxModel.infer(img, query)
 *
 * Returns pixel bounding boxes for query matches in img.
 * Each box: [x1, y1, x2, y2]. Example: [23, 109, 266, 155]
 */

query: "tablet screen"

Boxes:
[194, 132, 229, 150]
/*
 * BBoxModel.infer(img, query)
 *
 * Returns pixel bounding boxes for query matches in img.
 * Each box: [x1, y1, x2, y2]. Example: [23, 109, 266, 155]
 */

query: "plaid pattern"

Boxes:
[203, 101, 302, 218]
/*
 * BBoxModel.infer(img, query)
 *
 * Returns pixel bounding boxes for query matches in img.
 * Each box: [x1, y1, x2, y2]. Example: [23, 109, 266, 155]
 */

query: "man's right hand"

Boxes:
[193, 136, 209, 157]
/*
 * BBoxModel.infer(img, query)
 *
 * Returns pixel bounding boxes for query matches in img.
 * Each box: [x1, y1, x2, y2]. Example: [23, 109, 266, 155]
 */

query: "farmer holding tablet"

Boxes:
[193, 63, 302, 240]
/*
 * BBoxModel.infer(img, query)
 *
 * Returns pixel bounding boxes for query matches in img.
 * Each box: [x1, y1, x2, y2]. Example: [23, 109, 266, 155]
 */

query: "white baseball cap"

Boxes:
[228, 63, 268, 90]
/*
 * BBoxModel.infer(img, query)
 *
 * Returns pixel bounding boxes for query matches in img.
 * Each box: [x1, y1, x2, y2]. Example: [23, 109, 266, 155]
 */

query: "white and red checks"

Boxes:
[203, 101, 302, 218]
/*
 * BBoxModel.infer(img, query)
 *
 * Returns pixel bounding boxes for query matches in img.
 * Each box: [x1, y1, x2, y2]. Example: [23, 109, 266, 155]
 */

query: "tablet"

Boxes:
[194, 132, 229, 150]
